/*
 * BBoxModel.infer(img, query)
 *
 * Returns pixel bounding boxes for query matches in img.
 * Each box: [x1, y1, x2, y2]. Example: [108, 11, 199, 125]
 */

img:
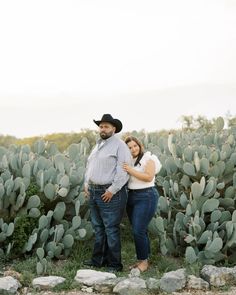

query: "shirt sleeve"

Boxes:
[151, 154, 162, 174]
[107, 142, 132, 194]
[84, 164, 89, 189]
[84, 144, 97, 188]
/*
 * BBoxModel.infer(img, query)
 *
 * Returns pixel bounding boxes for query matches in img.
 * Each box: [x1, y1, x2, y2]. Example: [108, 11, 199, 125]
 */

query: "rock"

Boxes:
[81, 286, 93, 293]
[187, 275, 209, 290]
[74, 269, 116, 286]
[32, 276, 66, 290]
[0, 276, 21, 294]
[113, 277, 146, 294]
[128, 268, 140, 278]
[160, 268, 187, 293]
[201, 265, 236, 287]
[146, 277, 160, 291]
[94, 277, 124, 293]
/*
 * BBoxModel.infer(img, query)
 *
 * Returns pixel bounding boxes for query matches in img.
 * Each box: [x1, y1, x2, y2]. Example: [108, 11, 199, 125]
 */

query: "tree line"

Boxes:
[0, 115, 236, 150]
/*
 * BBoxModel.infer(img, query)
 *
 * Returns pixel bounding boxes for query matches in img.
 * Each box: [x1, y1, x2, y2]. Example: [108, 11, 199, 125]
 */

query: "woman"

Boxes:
[123, 136, 162, 272]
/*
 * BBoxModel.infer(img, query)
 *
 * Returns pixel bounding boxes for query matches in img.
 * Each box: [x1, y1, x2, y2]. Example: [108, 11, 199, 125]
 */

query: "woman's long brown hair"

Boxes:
[125, 136, 144, 166]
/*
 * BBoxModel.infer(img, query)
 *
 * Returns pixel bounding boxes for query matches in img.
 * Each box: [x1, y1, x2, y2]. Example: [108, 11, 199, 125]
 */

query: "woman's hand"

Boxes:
[123, 163, 132, 174]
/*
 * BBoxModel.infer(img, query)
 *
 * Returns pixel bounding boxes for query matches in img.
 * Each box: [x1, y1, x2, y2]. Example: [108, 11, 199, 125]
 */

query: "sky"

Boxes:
[0, 0, 236, 138]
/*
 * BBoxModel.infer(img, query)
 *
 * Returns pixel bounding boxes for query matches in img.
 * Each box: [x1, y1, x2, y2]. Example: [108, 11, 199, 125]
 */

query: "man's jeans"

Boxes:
[126, 186, 159, 260]
[89, 184, 127, 269]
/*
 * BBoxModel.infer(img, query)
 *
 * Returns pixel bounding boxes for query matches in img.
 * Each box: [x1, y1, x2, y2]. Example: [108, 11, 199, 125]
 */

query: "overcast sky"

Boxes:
[0, 0, 236, 138]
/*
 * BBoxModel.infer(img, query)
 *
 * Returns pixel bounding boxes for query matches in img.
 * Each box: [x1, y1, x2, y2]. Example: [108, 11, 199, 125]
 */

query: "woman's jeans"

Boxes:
[127, 186, 159, 260]
[89, 184, 127, 269]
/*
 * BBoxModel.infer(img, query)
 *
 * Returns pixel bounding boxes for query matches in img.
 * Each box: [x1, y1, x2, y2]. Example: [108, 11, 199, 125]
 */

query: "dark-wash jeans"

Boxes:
[126, 186, 159, 260]
[89, 184, 127, 269]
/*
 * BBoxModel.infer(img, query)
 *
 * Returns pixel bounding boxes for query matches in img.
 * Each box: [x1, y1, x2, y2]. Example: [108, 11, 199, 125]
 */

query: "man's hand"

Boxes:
[101, 190, 113, 202]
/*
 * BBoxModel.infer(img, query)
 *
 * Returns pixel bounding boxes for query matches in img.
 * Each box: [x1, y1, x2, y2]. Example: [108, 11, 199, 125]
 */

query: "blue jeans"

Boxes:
[89, 184, 127, 269]
[126, 186, 159, 260]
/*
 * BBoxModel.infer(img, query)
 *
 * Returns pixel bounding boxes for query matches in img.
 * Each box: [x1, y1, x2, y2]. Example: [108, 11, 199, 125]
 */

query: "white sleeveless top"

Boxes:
[128, 151, 162, 189]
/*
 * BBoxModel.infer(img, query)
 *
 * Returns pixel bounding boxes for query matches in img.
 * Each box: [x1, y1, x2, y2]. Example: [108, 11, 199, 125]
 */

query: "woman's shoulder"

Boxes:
[142, 151, 160, 165]
[143, 151, 155, 160]
[140, 151, 153, 163]
[142, 151, 162, 173]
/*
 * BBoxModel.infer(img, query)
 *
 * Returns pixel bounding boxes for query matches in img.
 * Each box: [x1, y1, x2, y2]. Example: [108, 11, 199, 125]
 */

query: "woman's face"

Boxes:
[127, 140, 140, 158]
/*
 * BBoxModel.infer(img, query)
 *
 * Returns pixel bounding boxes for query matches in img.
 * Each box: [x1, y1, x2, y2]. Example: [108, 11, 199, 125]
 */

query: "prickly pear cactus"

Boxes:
[0, 139, 93, 274]
[147, 117, 236, 265]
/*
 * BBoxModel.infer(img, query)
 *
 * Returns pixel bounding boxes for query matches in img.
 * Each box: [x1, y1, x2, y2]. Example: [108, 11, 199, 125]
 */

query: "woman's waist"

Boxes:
[128, 176, 155, 188]
[128, 186, 155, 192]
[128, 180, 155, 190]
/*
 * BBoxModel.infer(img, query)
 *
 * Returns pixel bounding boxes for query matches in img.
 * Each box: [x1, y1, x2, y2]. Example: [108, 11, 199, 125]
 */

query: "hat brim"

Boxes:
[93, 119, 122, 133]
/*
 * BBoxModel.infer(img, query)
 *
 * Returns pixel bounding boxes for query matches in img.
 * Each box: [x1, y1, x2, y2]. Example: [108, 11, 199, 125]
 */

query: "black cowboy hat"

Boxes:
[93, 114, 123, 133]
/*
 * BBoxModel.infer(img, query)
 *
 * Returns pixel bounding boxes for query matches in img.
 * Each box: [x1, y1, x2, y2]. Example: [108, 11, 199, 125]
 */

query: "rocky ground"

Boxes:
[170, 288, 236, 295]
[32, 287, 236, 295]
[3, 265, 236, 295]
[25, 292, 95, 295]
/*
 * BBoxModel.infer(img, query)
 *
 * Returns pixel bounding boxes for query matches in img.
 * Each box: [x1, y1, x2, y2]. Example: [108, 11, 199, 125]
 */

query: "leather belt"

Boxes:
[89, 182, 111, 189]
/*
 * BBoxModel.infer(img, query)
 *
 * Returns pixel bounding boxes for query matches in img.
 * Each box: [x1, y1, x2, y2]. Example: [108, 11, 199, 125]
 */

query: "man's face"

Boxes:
[99, 122, 116, 139]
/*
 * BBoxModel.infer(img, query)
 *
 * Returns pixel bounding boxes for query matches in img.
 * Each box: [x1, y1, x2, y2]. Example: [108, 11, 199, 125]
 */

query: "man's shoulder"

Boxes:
[110, 135, 124, 144]
[114, 136, 127, 147]
[109, 136, 129, 150]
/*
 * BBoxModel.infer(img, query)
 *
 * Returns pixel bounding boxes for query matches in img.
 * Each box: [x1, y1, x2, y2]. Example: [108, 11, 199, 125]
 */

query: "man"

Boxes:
[84, 114, 132, 272]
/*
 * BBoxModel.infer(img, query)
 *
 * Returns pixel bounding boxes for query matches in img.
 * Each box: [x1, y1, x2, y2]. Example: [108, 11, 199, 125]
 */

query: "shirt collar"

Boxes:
[97, 135, 115, 145]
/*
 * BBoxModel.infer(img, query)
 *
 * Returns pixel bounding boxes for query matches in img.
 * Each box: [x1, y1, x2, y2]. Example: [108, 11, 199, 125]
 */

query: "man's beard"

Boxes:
[100, 131, 113, 139]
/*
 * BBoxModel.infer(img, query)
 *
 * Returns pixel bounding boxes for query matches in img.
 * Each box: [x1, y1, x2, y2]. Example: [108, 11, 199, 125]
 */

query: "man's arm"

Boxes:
[107, 141, 132, 195]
